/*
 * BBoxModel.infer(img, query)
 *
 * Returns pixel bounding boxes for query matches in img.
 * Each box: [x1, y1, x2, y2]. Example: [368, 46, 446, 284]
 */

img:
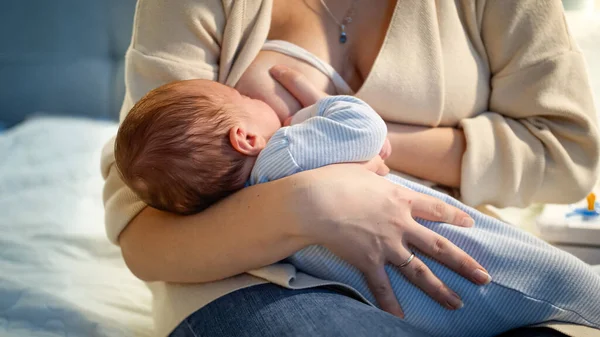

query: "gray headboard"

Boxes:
[0, 0, 137, 127]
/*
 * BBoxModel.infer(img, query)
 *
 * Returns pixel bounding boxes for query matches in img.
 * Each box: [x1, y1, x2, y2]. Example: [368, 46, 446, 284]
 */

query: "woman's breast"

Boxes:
[235, 50, 337, 122]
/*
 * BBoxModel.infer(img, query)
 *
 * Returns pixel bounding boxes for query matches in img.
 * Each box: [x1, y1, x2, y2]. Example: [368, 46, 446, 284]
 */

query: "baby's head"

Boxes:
[115, 79, 280, 214]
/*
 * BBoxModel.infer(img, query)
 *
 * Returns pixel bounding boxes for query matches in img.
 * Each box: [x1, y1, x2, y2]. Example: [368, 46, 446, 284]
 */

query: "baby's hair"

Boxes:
[115, 80, 248, 215]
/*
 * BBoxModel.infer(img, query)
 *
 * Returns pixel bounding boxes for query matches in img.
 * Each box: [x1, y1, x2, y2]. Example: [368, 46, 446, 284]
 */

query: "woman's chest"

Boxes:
[352, 1, 492, 126]
[236, 0, 391, 119]
[268, 0, 394, 93]
[238, 0, 491, 126]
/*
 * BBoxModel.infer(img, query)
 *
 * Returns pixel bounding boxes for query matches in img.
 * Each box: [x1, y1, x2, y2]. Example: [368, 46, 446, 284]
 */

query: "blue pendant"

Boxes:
[339, 31, 347, 43]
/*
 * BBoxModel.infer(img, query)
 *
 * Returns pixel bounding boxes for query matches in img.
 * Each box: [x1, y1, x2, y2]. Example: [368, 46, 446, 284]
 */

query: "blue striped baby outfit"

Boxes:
[249, 96, 600, 337]
[249, 96, 387, 185]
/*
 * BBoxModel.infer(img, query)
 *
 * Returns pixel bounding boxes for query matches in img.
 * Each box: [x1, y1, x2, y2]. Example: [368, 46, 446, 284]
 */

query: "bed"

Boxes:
[0, 1, 153, 336]
[1, 1, 599, 336]
[0, 117, 152, 336]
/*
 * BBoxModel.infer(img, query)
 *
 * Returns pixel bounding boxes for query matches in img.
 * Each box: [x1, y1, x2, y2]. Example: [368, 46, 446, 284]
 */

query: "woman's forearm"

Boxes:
[119, 174, 315, 283]
[385, 123, 466, 188]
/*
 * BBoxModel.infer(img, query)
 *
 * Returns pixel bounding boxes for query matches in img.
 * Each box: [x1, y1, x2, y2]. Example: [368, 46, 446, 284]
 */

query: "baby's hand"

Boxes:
[362, 155, 390, 177]
[283, 116, 293, 126]
[379, 137, 392, 160]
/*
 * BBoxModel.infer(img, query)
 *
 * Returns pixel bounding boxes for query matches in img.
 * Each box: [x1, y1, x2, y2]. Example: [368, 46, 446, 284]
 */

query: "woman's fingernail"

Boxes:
[461, 217, 474, 227]
[446, 293, 464, 310]
[472, 269, 492, 285]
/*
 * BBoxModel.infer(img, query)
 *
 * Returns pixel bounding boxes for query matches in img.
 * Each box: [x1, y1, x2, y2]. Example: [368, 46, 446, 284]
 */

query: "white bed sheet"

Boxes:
[0, 117, 152, 337]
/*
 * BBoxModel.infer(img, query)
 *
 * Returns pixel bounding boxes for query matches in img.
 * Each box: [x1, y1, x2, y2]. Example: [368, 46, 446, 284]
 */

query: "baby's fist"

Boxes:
[379, 138, 392, 160]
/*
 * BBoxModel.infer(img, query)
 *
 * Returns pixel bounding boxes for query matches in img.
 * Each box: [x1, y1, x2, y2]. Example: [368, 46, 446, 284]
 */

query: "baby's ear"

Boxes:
[229, 126, 265, 156]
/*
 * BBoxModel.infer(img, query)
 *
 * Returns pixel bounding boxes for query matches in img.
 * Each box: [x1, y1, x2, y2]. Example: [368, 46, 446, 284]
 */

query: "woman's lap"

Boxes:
[169, 284, 572, 337]
[169, 283, 431, 337]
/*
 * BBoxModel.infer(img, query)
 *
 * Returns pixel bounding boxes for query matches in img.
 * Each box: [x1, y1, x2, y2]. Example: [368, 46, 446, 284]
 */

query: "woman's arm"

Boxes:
[119, 172, 312, 283]
[383, 0, 599, 207]
[384, 123, 465, 188]
[103, 0, 294, 284]
[456, 0, 599, 207]
[119, 162, 488, 317]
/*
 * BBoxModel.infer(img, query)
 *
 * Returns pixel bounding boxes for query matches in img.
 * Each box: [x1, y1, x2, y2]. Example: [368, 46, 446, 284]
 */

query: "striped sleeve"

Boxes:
[248, 129, 301, 185]
[248, 96, 387, 185]
[286, 96, 387, 171]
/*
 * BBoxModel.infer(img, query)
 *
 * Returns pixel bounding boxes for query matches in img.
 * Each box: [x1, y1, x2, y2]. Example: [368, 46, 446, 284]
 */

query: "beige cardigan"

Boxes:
[101, 0, 599, 335]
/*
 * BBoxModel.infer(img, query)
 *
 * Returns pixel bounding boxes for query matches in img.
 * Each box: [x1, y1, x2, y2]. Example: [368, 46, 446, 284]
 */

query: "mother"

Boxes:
[101, 0, 599, 336]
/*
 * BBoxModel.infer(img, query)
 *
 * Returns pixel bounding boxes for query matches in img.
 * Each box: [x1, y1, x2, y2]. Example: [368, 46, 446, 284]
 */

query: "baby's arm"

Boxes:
[286, 95, 388, 170]
[250, 96, 388, 184]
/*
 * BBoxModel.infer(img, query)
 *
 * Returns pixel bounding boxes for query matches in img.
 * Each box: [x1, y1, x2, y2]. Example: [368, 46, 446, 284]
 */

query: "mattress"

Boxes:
[0, 117, 152, 337]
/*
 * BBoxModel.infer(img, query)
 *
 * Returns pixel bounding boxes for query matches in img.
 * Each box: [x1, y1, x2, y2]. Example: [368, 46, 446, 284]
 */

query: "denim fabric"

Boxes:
[169, 283, 431, 337]
[169, 284, 571, 337]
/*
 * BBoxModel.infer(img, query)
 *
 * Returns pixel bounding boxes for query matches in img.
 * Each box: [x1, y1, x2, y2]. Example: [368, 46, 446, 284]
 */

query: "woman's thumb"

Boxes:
[270, 65, 326, 107]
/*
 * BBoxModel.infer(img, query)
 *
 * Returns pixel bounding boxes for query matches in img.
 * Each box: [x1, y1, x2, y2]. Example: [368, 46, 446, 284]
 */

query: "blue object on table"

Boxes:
[566, 206, 600, 218]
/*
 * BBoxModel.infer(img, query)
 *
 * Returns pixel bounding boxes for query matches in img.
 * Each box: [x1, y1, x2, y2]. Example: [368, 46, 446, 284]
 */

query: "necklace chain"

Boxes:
[319, 0, 359, 43]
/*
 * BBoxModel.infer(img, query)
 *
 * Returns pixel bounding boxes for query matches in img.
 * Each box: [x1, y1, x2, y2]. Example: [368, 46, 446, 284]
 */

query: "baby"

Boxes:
[114, 79, 600, 337]
[115, 79, 388, 215]
[115, 79, 284, 214]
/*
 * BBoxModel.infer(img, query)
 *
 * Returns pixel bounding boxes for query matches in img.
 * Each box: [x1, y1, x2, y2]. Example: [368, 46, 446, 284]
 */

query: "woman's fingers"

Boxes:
[269, 65, 327, 107]
[406, 191, 491, 284]
[407, 225, 492, 286]
[364, 265, 405, 318]
[390, 249, 464, 310]
[410, 193, 474, 228]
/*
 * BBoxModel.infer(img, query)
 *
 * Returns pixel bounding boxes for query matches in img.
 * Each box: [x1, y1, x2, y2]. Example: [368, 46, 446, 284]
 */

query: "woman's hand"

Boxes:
[269, 65, 328, 108]
[269, 65, 490, 316]
[297, 164, 488, 318]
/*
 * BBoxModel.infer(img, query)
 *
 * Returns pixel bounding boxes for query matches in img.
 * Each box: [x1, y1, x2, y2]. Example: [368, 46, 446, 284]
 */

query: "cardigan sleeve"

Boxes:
[101, 0, 227, 244]
[459, 0, 600, 207]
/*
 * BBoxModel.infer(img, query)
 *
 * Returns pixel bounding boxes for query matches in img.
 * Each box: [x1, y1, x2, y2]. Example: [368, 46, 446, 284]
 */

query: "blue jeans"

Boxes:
[169, 284, 568, 337]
